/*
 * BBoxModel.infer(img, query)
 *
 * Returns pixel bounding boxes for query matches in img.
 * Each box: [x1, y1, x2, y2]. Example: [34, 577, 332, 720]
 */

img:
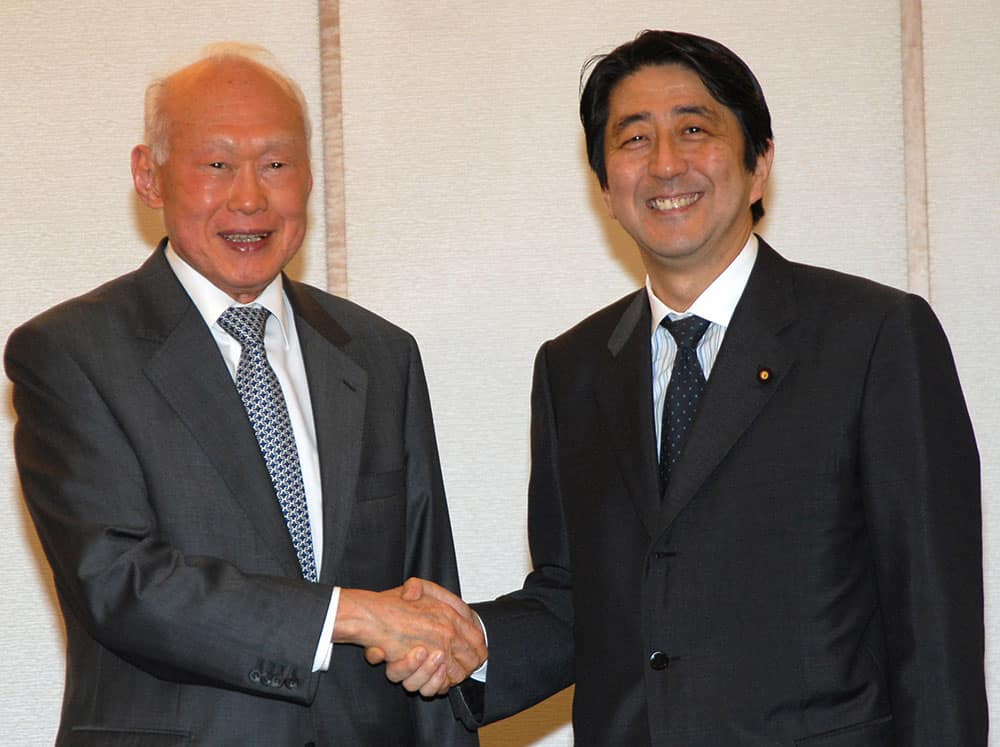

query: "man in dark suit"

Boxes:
[5, 44, 483, 745]
[401, 30, 987, 744]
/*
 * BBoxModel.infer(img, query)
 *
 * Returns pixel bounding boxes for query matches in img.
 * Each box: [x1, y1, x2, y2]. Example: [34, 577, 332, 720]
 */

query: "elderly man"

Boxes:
[6, 44, 482, 745]
[401, 30, 986, 745]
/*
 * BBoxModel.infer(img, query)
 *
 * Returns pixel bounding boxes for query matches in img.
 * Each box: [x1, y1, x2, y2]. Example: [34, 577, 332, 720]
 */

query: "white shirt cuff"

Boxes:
[470, 611, 488, 682]
[312, 586, 340, 672]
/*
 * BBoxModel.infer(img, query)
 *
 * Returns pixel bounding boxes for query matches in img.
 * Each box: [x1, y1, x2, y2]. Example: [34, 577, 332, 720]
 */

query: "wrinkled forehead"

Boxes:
[163, 58, 307, 136]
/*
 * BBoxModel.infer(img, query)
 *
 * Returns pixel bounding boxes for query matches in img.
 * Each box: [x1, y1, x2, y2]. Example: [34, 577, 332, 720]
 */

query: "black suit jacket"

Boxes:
[6, 244, 476, 746]
[453, 240, 986, 745]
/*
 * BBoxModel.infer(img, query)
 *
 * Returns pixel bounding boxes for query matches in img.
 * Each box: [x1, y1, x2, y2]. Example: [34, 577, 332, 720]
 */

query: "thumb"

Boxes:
[401, 576, 425, 601]
[365, 646, 387, 665]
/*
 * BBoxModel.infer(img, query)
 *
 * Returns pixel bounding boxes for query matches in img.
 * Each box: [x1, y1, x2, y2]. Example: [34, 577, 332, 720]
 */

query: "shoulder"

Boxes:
[757, 239, 903, 308]
[755, 242, 949, 359]
[790, 262, 941, 344]
[6, 265, 148, 357]
[790, 261, 907, 308]
[758, 240, 931, 324]
[545, 289, 646, 353]
[286, 280, 416, 342]
[283, 280, 423, 373]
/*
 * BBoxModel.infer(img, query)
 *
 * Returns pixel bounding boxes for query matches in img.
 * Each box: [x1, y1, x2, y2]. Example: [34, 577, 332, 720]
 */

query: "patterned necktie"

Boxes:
[217, 305, 318, 582]
[658, 315, 711, 496]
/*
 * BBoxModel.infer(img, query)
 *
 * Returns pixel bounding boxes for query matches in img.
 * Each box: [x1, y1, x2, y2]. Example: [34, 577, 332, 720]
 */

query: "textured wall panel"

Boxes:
[922, 0, 1000, 727]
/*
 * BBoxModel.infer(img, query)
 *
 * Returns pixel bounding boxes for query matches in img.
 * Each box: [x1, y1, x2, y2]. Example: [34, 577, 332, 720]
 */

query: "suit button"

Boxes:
[285, 677, 299, 690]
[248, 669, 261, 683]
[649, 651, 669, 670]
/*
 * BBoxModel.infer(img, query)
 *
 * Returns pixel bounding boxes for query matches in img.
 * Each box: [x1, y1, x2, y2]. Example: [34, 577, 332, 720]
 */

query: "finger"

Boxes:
[385, 647, 428, 683]
[444, 649, 481, 686]
[398, 649, 444, 693]
[448, 617, 488, 667]
[365, 646, 388, 665]
[419, 580, 478, 623]
[448, 647, 486, 683]
[415, 662, 450, 698]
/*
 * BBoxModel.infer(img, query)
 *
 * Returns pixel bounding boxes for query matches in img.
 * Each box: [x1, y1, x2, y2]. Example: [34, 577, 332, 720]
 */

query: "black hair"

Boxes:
[580, 30, 773, 223]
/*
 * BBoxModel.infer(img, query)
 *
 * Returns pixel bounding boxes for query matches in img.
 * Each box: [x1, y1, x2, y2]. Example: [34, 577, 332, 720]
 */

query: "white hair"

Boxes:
[143, 42, 312, 164]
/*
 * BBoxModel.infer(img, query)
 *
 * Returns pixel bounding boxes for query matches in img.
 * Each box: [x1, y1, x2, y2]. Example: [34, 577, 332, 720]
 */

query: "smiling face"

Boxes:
[131, 58, 312, 303]
[601, 64, 772, 301]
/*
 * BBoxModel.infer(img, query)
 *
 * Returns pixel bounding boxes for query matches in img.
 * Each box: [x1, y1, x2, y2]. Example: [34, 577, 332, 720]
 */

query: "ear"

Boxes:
[600, 184, 616, 219]
[131, 145, 164, 209]
[749, 139, 775, 205]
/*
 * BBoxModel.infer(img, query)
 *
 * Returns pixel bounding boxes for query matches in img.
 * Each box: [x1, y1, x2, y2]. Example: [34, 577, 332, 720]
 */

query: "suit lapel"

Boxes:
[594, 291, 661, 537]
[284, 281, 367, 585]
[658, 240, 798, 532]
[137, 245, 302, 576]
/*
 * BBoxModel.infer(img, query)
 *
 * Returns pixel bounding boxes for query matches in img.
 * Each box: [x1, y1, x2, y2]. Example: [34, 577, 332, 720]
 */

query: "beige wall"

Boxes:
[922, 5, 1000, 741]
[1, 2, 997, 745]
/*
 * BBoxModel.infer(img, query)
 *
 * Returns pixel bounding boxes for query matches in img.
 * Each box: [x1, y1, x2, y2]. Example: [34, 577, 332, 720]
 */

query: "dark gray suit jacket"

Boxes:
[6, 244, 476, 746]
[453, 240, 986, 745]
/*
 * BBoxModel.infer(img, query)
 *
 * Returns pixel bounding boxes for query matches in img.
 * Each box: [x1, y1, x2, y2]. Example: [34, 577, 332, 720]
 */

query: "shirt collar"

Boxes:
[164, 242, 292, 347]
[647, 233, 758, 335]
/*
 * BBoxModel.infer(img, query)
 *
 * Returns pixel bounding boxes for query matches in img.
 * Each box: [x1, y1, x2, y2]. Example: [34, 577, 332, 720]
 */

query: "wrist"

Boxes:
[332, 587, 380, 645]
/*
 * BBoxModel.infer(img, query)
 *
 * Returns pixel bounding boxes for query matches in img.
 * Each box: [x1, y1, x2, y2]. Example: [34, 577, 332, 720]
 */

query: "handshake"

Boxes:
[336, 578, 486, 697]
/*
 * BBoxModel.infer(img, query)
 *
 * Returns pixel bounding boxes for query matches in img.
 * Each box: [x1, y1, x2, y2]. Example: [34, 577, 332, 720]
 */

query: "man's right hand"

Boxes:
[336, 579, 486, 697]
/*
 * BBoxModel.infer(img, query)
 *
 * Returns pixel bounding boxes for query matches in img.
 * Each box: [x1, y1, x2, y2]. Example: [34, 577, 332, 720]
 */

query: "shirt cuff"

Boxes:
[470, 611, 488, 682]
[312, 586, 340, 672]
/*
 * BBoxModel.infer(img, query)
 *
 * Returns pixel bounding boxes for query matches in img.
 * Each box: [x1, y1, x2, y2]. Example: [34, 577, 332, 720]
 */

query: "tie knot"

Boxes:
[218, 305, 271, 347]
[662, 315, 710, 350]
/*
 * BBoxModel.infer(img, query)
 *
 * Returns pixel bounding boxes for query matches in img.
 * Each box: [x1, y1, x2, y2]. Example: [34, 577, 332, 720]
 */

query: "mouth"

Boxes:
[647, 193, 701, 212]
[219, 232, 271, 250]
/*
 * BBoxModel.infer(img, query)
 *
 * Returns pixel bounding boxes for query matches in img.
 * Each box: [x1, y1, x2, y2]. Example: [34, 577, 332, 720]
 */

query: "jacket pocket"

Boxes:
[357, 468, 404, 501]
[67, 726, 192, 746]
[795, 714, 893, 745]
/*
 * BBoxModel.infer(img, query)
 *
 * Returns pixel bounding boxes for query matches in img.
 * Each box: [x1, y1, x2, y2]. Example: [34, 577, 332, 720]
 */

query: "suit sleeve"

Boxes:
[398, 336, 479, 745]
[5, 319, 332, 705]
[451, 341, 575, 728]
[859, 294, 987, 744]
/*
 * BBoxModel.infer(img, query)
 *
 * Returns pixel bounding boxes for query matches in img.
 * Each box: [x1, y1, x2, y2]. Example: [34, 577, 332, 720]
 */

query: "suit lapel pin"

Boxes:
[757, 367, 773, 383]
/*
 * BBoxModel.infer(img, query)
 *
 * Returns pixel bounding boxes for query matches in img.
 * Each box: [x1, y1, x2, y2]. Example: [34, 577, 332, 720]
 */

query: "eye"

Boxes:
[209, 162, 226, 169]
[269, 162, 285, 170]
[620, 133, 647, 148]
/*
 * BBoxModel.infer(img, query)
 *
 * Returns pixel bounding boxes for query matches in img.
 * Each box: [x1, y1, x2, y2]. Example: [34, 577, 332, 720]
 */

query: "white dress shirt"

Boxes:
[165, 245, 338, 671]
[649, 234, 758, 455]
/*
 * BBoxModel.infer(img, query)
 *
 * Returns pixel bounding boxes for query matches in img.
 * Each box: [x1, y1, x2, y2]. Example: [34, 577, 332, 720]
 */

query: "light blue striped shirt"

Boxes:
[649, 235, 759, 456]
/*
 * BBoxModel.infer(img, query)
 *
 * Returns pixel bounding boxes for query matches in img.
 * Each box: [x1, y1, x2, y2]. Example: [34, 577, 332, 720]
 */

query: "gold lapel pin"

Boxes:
[757, 367, 773, 383]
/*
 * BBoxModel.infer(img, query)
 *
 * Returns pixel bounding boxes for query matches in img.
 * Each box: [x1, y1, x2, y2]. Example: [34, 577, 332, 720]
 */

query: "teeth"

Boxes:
[221, 233, 268, 243]
[648, 194, 700, 211]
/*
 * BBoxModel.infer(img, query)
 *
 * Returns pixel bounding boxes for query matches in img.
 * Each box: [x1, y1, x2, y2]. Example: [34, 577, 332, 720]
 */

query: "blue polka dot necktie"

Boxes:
[218, 305, 318, 582]
[658, 315, 711, 496]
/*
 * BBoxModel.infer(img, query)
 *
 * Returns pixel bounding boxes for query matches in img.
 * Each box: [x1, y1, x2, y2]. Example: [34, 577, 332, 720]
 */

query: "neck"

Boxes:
[645, 231, 752, 311]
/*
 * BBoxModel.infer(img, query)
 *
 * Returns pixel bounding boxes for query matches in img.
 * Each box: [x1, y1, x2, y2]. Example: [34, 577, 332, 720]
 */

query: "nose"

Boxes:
[649, 135, 687, 179]
[228, 165, 268, 214]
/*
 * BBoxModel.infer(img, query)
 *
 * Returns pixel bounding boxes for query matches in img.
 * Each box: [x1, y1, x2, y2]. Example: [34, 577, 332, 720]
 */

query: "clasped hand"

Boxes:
[339, 578, 485, 697]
